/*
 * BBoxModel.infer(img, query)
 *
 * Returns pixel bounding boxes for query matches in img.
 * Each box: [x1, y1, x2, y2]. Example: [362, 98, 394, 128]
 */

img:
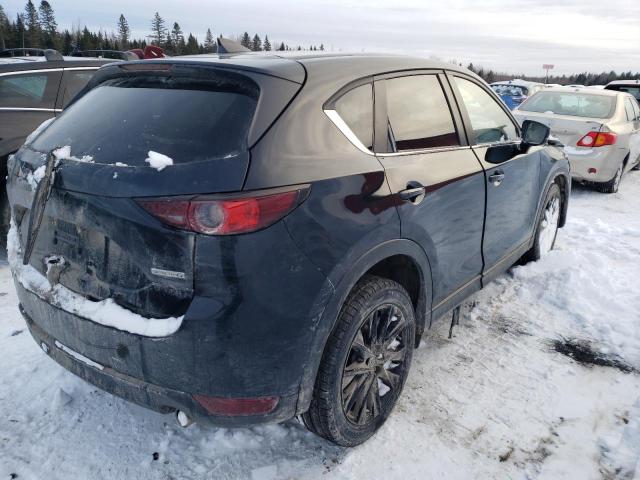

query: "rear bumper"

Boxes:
[565, 145, 627, 183]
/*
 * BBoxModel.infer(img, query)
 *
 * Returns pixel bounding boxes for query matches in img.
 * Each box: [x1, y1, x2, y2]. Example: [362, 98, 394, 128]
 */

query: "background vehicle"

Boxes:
[514, 87, 640, 193]
[490, 79, 545, 110]
[605, 79, 640, 102]
[7, 52, 570, 447]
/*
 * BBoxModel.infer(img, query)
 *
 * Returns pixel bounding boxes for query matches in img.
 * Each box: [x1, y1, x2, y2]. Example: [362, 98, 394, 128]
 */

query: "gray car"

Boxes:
[514, 87, 640, 193]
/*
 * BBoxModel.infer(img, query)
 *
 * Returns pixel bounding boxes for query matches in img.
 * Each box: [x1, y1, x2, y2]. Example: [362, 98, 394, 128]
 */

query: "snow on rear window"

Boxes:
[519, 91, 616, 119]
[31, 72, 259, 166]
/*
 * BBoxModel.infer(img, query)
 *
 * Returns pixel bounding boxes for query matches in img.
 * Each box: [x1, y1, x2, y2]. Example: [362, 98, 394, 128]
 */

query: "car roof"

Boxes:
[0, 56, 113, 73]
[491, 79, 543, 88]
[538, 86, 622, 96]
[137, 52, 477, 85]
[606, 80, 640, 86]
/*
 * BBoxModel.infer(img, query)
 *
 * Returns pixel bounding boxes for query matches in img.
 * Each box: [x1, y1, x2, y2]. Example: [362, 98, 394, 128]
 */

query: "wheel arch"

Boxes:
[295, 239, 433, 414]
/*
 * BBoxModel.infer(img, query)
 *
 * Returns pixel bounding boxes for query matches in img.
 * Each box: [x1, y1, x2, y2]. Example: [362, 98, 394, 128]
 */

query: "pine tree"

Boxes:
[240, 31, 251, 49]
[170, 22, 184, 54]
[263, 35, 271, 52]
[150, 12, 166, 46]
[277, 41, 285, 51]
[24, 0, 40, 47]
[117, 14, 130, 49]
[184, 33, 199, 54]
[0, 5, 8, 49]
[251, 33, 261, 51]
[204, 28, 214, 53]
[319, 44, 324, 51]
[38, 1, 56, 47]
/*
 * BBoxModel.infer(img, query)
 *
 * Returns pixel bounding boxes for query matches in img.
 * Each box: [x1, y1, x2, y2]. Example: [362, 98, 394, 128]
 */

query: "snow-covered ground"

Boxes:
[1, 173, 640, 480]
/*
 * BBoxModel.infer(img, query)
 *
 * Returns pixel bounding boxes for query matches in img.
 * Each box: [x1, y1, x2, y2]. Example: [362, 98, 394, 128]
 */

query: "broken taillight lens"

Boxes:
[136, 187, 308, 235]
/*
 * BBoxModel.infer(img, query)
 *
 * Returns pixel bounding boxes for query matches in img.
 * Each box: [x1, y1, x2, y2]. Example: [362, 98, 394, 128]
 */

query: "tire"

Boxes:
[597, 162, 623, 193]
[632, 157, 640, 171]
[523, 183, 562, 263]
[303, 275, 416, 447]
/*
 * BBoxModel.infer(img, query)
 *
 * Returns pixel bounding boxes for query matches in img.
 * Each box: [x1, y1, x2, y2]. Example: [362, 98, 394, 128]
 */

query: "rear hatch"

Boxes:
[7, 61, 303, 325]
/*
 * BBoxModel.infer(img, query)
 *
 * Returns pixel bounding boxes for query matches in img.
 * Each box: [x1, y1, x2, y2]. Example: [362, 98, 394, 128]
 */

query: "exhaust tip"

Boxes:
[176, 410, 194, 428]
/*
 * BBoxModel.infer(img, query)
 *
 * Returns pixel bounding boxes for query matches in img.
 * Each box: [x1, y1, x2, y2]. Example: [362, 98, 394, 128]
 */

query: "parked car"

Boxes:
[605, 79, 640, 102]
[514, 87, 640, 193]
[0, 46, 165, 239]
[6, 51, 570, 447]
[490, 79, 545, 110]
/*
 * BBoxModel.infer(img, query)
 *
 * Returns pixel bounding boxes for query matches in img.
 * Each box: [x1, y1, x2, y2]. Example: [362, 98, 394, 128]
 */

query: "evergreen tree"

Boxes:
[277, 41, 285, 51]
[117, 14, 130, 49]
[319, 44, 324, 51]
[184, 33, 199, 54]
[251, 33, 261, 51]
[38, 1, 57, 48]
[170, 22, 184, 54]
[204, 28, 214, 52]
[150, 12, 166, 46]
[263, 35, 271, 51]
[240, 31, 251, 49]
[24, 0, 40, 47]
[0, 5, 9, 49]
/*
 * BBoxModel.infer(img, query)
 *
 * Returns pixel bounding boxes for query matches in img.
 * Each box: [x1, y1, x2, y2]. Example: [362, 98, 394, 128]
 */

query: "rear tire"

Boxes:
[597, 162, 623, 193]
[303, 275, 415, 447]
[522, 183, 561, 263]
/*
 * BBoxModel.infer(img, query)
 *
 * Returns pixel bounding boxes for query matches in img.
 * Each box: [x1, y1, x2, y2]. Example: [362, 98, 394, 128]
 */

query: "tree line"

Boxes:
[0, 1, 325, 55]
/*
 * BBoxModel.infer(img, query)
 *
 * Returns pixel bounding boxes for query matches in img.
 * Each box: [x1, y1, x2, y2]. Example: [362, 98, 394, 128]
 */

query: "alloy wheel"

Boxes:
[538, 195, 560, 255]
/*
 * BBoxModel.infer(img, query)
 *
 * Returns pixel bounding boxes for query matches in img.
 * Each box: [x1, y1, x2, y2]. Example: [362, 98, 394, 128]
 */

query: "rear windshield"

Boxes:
[491, 84, 529, 97]
[31, 72, 259, 165]
[606, 85, 640, 102]
[518, 91, 615, 119]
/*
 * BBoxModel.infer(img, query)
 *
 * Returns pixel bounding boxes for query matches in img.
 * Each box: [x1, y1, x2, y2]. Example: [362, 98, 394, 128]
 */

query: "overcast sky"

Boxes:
[4, 0, 639, 75]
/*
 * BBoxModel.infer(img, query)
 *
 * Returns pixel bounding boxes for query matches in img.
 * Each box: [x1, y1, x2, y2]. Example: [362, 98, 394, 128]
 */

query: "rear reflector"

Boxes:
[136, 187, 308, 235]
[193, 395, 279, 416]
[577, 132, 617, 147]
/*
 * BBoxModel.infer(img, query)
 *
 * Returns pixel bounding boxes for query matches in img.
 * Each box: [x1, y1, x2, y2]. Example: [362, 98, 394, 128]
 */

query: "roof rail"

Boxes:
[217, 37, 251, 54]
[70, 47, 165, 61]
[0, 48, 49, 58]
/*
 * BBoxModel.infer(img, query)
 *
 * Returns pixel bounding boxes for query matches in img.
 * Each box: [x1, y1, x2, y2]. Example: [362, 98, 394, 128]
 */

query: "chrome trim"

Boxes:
[377, 145, 472, 157]
[324, 109, 374, 155]
[0, 107, 60, 112]
[62, 66, 100, 72]
[472, 140, 522, 149]
[0, 68, 63, 76]
[432, 274, 481, 311]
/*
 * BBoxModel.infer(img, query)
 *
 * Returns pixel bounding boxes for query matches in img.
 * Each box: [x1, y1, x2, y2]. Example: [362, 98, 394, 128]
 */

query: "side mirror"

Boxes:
[521, 120, 550, 146]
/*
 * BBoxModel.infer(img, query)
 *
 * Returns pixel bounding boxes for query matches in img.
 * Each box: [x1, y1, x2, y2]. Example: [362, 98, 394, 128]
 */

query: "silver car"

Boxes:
[514, 88, 640, 193]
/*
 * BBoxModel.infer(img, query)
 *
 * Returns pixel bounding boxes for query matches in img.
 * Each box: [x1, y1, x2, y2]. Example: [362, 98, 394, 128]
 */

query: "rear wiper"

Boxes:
[23, 149, 58, 265]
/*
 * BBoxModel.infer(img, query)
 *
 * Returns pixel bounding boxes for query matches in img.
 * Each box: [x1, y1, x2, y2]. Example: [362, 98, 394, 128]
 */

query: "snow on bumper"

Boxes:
[7, 220, 183, 337]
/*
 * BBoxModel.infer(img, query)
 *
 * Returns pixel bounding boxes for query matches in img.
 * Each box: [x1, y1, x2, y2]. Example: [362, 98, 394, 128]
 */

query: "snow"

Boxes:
[25, 164, 46, 190]
[145, 151, 174, 171]
[6, 220, 183, 337]
[53, 145, 94, 164]
[1, 174, 640, 479]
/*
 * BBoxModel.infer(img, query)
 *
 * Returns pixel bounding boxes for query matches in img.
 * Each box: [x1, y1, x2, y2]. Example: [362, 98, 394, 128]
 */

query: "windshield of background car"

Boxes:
[518, 91, 616, 119]
[607, 86, 640, 102]
[31, 72, 259, 165]
[491, 84, 529, 97]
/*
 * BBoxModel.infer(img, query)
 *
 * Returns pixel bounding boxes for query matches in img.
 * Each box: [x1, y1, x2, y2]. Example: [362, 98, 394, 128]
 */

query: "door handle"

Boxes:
[398, 182, 426, 204]
[488, 172, 505, 187]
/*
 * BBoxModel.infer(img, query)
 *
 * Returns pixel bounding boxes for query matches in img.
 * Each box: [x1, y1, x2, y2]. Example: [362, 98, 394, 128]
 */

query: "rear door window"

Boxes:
[624, 98, 636, 121]
[385, 75, 459, 151]
[61, 69, 96, 107]
[32, 71, 259, 165]
[454, 77, 518, 144]
[0, 71, 61, 108]
[334, 83, 374, 151]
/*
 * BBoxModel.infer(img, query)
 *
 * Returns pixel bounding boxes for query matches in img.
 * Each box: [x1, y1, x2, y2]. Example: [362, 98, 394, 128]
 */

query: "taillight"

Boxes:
[576, 132, 617, 147]
[136, 187, 308, 235]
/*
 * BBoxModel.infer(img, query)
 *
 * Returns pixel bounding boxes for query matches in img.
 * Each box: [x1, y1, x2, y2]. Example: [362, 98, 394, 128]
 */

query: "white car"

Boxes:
[513, 88, 640, 193]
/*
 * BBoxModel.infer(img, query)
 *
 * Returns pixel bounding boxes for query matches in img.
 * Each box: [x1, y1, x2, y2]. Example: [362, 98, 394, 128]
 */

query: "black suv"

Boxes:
[0, 49, 112, 237]
[6, 53, 570, 446]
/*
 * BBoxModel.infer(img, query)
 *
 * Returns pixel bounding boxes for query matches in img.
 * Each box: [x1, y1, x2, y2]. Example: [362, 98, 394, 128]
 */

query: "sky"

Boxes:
[3, 0, 640, 75]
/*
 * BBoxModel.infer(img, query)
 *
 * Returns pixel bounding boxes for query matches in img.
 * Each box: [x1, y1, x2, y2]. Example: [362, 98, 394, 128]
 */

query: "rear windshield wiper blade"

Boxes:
[23, 149, 58, 265]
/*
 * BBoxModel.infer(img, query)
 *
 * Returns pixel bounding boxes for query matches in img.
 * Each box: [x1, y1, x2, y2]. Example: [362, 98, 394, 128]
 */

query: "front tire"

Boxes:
[598, 162, 623, 193]
[523, 183, 562, 263]
[303, 275, 415, 446]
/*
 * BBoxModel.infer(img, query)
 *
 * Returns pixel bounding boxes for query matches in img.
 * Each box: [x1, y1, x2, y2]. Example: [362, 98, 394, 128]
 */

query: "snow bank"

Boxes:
[145, 151, 173, 171]
[6, 220, 183, 337]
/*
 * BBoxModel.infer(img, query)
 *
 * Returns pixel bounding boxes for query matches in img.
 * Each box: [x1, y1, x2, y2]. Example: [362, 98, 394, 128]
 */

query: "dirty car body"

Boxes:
[7, 53, 570, 433]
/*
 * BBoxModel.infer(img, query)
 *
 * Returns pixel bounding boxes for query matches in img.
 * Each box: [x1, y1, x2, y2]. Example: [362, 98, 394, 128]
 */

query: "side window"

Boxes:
[453, 77, 518, 144]
[61, 70, 96, 107]
[632, 99, 640, 121]
[624, 98, 636, 121]
[385, 75, 459, 151]
[334, 83, 374, 151]
[0, 71, 61, 108]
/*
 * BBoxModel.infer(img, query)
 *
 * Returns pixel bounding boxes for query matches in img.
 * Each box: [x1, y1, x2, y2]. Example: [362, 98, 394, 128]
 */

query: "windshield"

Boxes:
[607, 85, 640, 102]
[31, 72, 259, 165]
[491, 84, 529, 97]
[518, 91, 616, 119]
